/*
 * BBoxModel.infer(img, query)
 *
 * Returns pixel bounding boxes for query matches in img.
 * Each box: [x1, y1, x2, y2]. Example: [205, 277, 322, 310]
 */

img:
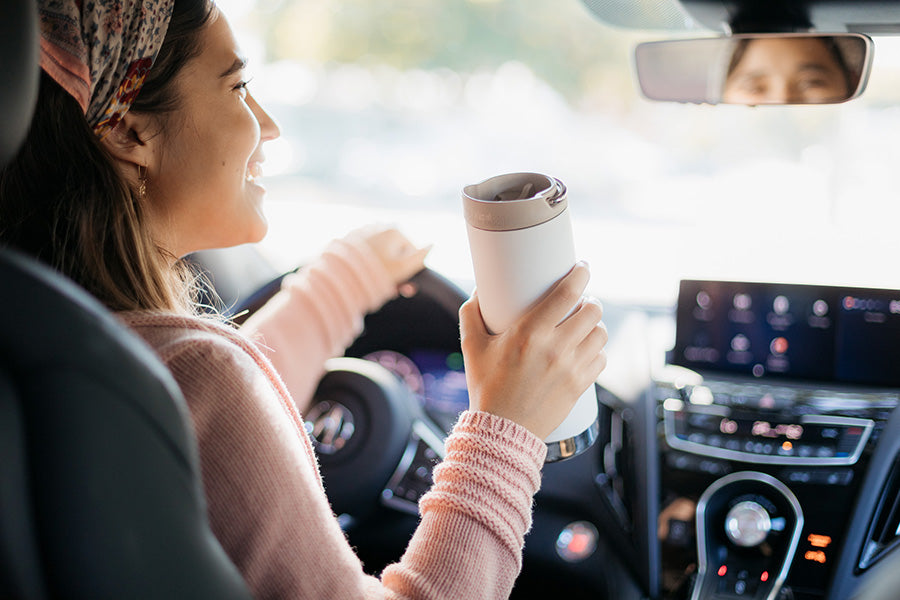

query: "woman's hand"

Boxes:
[459, 262, 608, 440]
[355, 225, 432, 287]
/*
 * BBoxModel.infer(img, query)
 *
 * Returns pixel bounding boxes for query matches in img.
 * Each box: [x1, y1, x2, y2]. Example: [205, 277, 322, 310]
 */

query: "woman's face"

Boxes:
[147, 8, 280, 258]
[722, 37, 851, 105]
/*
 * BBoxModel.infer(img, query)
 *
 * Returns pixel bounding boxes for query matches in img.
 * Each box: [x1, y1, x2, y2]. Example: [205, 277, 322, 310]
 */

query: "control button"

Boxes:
[811, 469, 854, 486]
[556, 521, 599, 562]
[668, 453, 695, 470]
[690, 386, 715, 405]
[688, 433, 707, 444]
[689, 414, 720, 431]
[666, 452, 730, 475]
[731, 395, 752, 407]
[725, 501, 772, 547]
[785, 470, 812, 484]
[797, 445, 814, 458]
[698, 460, 729, 476]
[714, 392, 733, 405]
[776, 443, 795, 456]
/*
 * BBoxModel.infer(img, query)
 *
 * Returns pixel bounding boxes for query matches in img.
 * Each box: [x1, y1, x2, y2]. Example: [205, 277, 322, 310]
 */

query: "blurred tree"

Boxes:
[254, 0, 643, 104]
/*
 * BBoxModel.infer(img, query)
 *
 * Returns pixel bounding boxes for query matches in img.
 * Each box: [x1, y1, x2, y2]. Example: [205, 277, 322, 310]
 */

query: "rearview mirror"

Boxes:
[634, 33, 873, 105]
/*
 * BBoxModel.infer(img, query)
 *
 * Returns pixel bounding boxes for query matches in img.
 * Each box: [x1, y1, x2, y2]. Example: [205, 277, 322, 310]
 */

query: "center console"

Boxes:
[655, 280, 900, 600]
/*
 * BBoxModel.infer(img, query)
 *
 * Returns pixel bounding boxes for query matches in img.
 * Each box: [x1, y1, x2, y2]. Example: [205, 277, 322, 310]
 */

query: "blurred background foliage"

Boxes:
[220, 0, 900, 301]
[238, 0, 643, 110]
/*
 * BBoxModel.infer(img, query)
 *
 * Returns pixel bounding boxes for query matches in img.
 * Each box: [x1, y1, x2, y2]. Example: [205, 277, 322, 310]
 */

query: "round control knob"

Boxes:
[725, 500, 772, 547]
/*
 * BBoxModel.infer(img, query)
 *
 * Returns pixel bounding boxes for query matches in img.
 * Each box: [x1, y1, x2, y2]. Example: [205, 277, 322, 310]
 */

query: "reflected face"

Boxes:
[147, 8, 281, 258]
[722, 37, 851, 105]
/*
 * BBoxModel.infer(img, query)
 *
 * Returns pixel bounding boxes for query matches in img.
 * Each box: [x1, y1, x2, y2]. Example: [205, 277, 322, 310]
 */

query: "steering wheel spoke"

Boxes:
[381, 420, 446, 515]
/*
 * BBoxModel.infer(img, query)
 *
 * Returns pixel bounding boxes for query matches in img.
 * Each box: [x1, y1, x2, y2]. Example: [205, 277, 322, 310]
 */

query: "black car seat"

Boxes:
[0, 2, 252, 598]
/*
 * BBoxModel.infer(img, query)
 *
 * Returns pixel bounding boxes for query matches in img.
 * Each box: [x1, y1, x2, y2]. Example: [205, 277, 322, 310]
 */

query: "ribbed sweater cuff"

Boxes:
[452, 410, 547, 468]
[419, 411, 545, 562]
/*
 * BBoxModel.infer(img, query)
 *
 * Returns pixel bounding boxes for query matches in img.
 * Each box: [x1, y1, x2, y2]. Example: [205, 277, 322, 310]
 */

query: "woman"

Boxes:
[721, 36, 854, 105]
[0, 1, 608, 598]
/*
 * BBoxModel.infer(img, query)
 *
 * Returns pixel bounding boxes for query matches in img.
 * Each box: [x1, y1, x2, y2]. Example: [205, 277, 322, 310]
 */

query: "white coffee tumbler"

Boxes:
[463, 172, 600, 462]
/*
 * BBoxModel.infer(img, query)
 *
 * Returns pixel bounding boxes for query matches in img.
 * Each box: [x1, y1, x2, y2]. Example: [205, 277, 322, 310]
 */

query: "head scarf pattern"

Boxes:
[38, 0, 175, 138]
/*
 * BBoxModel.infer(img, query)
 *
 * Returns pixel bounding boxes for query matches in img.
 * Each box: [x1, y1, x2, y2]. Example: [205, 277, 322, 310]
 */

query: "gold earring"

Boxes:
[138, 165, 148, 199]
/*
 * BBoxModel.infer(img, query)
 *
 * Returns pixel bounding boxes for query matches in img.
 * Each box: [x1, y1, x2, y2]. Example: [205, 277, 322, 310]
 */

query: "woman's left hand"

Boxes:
[355, 225, 432, 287]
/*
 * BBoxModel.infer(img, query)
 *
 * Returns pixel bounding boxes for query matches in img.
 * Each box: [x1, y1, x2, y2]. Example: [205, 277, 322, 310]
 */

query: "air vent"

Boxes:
[859, 456, 900, 571]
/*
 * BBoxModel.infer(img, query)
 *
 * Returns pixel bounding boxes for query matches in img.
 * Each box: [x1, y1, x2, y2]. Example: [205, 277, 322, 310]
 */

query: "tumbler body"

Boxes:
[463, 173, 599, 460]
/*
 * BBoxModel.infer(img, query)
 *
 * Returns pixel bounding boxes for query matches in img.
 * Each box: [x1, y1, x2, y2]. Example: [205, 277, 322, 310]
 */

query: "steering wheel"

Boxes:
[313, 268, 467, 522]
[308, 357, 447, 520]
[234, 267, 469, 527]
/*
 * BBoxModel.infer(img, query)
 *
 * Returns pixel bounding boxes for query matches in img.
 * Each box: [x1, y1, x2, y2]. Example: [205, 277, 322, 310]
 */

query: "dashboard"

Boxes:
[653, 279, 900, 600]
[363, 349, 469, 435]
[314, 267, 900, 599]
[672, 280, 900, 387]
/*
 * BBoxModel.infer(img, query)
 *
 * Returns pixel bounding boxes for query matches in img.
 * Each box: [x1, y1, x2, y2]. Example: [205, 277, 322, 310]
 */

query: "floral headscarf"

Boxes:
[38, 0, 175, 139]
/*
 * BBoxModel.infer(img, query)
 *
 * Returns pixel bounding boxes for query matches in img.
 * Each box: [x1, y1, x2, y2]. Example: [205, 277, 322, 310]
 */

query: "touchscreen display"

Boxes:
[673, 280, 900, 386]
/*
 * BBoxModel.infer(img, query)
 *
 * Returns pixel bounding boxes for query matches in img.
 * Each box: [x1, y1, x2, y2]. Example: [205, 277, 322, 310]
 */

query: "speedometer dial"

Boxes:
[363, 350, 426, 400]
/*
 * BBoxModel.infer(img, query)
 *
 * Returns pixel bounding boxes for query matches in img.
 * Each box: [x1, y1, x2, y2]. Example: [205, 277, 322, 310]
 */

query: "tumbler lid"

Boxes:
[463, 172, 567, 232]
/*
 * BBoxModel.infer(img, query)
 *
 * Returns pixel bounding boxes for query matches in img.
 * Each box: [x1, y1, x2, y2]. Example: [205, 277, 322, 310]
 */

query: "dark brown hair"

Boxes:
[0, 0, 214, 313]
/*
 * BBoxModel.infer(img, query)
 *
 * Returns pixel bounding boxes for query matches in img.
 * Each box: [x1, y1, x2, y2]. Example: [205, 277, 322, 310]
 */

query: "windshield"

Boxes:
[221, 0, 900, 308]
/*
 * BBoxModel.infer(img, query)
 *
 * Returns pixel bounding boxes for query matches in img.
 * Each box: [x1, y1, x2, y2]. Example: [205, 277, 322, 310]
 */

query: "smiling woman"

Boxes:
[102, 12, 281, 257]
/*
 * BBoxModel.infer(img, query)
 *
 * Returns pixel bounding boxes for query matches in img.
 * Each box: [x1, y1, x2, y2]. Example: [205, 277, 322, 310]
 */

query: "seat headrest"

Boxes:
[0, 0, 40, 168]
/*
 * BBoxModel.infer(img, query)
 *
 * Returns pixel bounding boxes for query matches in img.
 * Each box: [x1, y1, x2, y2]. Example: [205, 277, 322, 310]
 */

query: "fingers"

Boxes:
[576, 322, 609, 362]
[459, 293, 489, 344]
[399, 244, 432, 275]
[355, 225, 431, 285]
[558, 296, 603, 333]
[521, 262, 590, 331]
[580, 348, 608, 387]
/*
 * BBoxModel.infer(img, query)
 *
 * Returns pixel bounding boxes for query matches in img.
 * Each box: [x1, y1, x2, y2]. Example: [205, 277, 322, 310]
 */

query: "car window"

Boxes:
[221, 0, 900, 308]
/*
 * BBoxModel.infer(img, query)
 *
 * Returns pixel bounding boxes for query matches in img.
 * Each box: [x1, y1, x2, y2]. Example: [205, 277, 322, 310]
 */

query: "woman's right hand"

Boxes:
[458, 262, 609, 440]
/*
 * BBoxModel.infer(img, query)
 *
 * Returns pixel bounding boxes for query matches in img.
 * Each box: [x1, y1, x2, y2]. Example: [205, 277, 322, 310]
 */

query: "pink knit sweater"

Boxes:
[119, 235, 547, 599]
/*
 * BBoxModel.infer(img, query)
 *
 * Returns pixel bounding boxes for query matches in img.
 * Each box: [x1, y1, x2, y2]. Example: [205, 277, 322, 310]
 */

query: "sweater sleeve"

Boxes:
[127, 317, 547, 600]
[382, 411, 548, 599]
[152, 330, 374, 600]
[240, 234, 397, 412]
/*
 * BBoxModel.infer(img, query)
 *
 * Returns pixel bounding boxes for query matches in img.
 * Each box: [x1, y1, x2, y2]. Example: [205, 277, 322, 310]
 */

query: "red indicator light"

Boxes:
[718, 565, 728, 577]
[770, 337, 789, 355]
[567, 533, 590, 555]
[761, 571, 769, 582]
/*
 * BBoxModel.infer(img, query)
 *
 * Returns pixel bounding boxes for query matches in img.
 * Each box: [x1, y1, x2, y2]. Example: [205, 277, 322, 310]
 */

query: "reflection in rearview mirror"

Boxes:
[634, 33, 873, 106]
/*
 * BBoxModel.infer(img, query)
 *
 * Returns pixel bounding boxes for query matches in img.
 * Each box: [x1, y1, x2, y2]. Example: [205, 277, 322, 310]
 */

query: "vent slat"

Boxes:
[859, 456, 900, 571]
